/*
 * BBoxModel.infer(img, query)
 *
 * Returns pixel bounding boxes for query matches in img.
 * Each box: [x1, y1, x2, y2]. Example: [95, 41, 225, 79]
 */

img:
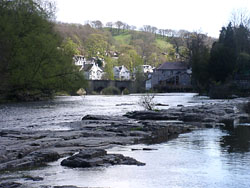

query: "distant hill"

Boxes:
[54, 22, 216, 69]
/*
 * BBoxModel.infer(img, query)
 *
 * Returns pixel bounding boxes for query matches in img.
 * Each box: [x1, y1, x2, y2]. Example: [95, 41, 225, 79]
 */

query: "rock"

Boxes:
[225, 108, 235, 114]
[155, 103, 169, 106]
[142, 148, 157, 151]
[28, 150, 60, 163]
[131, 148, 157, 151]
[82, 115, 110, 121]
[61, 149, 145, 168]
[0, 182, 22, 188]
[23, 176, 44, 181]
[181, 113, 203, 122]
[124, 111, 179, 120]
[54, 186, 83, 188]
[61, 157, 104, 168]
[202, 118, 217, 123]
[76, 88, 86, 96]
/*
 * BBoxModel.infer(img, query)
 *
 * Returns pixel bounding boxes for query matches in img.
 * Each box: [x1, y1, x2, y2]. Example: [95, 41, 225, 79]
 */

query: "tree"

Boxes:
[84, 34, 108, 58]
[0, 0, 86, 100]
[230, 8, 250, 28]
[186, 32, 210, 92]
[208, 22, 250, 83]
[130, 32, 156, 62]
[118, 45, 143, 72]
[138, 93, 155, 110]
[91, 20, 103, 29]
[115, 21, 124, 34]
[103, 57, 115, 80]
[61, 37, 81, 55]
[106, 22, 113, 32]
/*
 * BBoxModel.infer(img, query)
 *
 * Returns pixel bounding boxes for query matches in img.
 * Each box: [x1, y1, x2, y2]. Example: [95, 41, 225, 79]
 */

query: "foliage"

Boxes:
[101, 86, 121, 95]
[187, 33, 211, 92]
[0, 0, 86, 101]
[134, 67, 146, 93]
[122, 88, 130, 95]
[138, 93, 156, 110]
[61, 37, 81, 55]
[84, 34, 108, 58]
[103, 57, 115, 80]
[118, 45, 143, 71]
[114, 33, 131, 45]
[209, 22, 250, 83]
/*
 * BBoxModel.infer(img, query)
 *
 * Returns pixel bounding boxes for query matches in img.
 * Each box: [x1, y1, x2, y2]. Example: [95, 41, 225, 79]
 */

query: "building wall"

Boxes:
[85, 64, 103, 80]
[152, 69, 191, 87]
[179, 73, 191, 85]
[113, 66, 131, 80]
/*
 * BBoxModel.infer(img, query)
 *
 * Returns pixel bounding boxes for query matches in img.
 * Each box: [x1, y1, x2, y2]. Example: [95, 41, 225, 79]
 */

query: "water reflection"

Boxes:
[7, 128, 249, 188]
[220, 125, 250, 153]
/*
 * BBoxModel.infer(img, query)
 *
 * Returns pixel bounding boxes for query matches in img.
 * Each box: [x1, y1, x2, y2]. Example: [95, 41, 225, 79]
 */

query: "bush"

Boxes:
[138, 93, 155, 110]
[122, 88, 130, 95]
[101, 86, 121, 95]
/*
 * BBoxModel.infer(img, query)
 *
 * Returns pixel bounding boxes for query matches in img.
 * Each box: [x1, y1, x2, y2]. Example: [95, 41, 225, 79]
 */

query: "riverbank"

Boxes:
[0, 97, 249, 187]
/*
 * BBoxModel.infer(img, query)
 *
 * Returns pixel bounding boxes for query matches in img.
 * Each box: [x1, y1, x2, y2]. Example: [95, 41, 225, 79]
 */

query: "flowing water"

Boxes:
[1, 93, 250, 188]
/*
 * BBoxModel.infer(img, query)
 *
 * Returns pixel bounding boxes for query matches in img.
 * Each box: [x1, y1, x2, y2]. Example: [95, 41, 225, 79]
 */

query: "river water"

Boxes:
[1, 93, 250, 188]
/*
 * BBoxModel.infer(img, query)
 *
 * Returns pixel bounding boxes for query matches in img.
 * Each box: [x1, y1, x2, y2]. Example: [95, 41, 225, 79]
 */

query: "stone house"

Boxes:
[151, 62, 192, 90]
[82, 63, 103, 80]
[113, 65, 131, 80]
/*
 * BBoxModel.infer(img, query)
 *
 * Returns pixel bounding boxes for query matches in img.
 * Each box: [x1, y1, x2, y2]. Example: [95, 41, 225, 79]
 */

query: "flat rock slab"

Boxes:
[61, 149, 145, 168]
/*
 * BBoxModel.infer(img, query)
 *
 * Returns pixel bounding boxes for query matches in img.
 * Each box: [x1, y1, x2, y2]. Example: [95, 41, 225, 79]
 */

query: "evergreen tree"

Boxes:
[209, 22, 250, 83]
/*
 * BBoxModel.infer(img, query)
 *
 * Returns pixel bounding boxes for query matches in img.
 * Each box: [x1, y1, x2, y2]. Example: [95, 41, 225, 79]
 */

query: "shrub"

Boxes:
[102, 86, 121, 95]
[138, 93, 155, 110]
[122, 88, 130, 95]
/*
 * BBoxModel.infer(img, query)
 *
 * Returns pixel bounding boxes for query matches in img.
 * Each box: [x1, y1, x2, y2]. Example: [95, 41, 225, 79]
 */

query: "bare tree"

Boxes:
[230, 8, 250, 28]
[91, 20, 103, 29]
[130, 25, 137, 30]
[138, 93, 156, 110]
[106, 22, 113, 28]
[106, 22, 113, 32]
[141, 25, 152, 33]
[115, 21, 124, 34]
[151, 27, 158, 35]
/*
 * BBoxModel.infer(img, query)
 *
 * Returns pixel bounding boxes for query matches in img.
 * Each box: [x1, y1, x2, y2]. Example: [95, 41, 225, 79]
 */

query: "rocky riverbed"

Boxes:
[0, 98, 249, 188]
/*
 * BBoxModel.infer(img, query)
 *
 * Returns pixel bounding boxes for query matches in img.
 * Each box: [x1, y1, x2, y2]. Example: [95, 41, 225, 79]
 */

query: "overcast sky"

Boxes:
[55, 0, 250, 38]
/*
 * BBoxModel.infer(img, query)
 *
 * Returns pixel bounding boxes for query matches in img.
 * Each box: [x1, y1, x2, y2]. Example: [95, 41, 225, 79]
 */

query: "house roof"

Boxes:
[114, 65, 129, 72]
[83, 64, 93, 71]
[157, 62, 188, 70]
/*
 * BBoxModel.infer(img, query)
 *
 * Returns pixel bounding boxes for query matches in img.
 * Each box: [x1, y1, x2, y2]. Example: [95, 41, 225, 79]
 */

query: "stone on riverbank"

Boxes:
[61, 149, 145, 168]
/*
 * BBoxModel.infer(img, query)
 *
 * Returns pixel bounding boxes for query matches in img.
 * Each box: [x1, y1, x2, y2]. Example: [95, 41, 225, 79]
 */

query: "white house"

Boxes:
[113, 65, 131, 80]
[73, 55, 86, 67]
[83, 63, 103, 80]
[141, 65, 154, 74]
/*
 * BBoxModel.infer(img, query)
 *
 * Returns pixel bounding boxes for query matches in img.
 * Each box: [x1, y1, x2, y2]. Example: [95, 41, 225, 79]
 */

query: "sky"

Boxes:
[55, 0, 250, 38]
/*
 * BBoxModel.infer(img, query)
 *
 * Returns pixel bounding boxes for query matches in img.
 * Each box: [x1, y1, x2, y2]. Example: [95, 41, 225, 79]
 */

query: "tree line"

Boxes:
[189, 11, 250, 95]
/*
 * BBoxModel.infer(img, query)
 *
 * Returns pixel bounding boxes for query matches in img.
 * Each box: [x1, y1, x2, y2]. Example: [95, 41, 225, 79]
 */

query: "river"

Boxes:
[1, 93, 250, 188]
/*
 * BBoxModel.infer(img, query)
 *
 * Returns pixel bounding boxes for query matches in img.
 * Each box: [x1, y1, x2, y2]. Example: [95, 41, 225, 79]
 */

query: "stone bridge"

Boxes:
[86, 80, 135, 94]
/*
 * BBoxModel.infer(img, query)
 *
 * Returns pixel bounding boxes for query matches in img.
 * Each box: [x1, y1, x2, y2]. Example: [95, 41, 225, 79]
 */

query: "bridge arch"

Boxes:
[86, 80, 135, 94]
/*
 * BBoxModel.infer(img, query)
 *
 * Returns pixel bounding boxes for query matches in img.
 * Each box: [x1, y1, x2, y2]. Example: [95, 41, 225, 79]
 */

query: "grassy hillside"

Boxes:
[114, 33, 131, 45]
[155, 38, 174, 50]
